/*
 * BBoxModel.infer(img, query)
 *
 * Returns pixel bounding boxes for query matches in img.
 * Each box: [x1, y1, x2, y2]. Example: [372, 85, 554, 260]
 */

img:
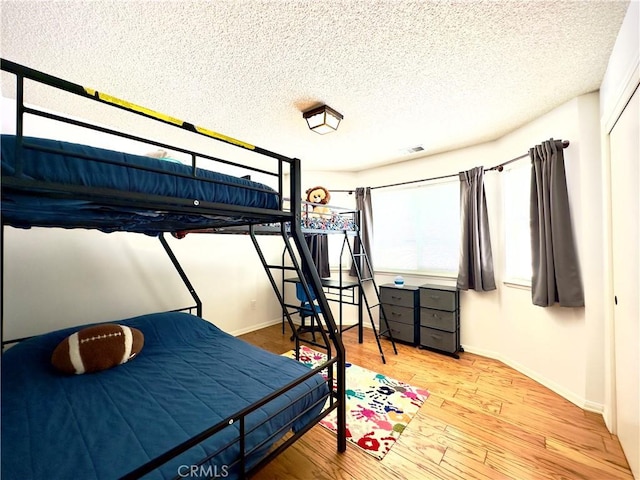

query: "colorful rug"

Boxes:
[282, 345, 429, 459]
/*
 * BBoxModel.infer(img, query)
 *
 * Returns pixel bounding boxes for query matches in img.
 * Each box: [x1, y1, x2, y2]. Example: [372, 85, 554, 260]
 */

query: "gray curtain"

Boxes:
[349, 187, 374, 279]
[530, 139, 584, 307]
[457, 167, 496, 291]
[305, 234, 330, 278]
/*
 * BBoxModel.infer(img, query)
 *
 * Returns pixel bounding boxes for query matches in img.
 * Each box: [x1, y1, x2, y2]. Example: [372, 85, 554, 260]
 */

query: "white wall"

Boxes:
[2, 98, 285, 338]
[3, 228, 284, 339]
[495, 92, 603, 410]
[356, 93, 604, 411]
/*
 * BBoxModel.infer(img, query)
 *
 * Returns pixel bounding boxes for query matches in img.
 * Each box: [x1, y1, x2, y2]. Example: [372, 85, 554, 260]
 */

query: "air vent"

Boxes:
[399, 145, 425, 155]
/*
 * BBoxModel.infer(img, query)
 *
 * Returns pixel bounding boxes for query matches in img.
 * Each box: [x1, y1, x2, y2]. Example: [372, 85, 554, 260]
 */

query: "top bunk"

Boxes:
[0, 59, 300, 235]
[174, 199, 360, 238]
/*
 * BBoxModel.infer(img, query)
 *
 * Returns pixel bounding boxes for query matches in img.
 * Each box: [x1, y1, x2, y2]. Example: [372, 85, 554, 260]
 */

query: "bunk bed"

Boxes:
[172, 202, 398, 364]
[173, 206, 367, 342]
[0, 59, 346, 480]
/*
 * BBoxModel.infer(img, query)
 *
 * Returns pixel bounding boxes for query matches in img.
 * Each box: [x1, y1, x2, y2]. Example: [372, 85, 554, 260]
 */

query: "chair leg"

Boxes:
[291, 312, 308, 341]
[291, 311, 319, 342]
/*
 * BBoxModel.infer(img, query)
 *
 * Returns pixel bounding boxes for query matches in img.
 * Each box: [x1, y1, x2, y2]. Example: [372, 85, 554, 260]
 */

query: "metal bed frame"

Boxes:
[0, 59, 346, 479]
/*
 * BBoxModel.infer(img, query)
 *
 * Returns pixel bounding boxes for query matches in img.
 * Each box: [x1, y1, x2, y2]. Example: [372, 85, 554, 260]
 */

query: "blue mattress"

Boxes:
[0, 135, 280, 234]
[1, 312, 328, 479]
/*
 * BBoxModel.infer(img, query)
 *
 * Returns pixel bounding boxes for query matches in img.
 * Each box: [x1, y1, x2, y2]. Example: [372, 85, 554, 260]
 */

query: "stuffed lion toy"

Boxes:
[305, 186, 331, 217]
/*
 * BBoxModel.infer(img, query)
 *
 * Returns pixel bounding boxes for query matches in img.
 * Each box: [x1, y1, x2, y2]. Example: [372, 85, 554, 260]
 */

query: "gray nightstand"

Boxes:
[419, 284, 462, 358]
[379, 284, 419, 345]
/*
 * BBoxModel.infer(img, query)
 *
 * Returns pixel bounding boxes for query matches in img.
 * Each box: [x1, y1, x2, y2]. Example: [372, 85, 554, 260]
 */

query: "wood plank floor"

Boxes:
[240, 324, 634, 480]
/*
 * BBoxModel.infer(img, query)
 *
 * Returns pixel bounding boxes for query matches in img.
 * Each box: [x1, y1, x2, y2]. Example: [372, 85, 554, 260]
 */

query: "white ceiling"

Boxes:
[0, 0, 630, 172]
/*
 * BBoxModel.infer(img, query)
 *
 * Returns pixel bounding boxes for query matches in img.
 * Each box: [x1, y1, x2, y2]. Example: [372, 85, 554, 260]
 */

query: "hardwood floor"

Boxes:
[240, 324, 634, 480]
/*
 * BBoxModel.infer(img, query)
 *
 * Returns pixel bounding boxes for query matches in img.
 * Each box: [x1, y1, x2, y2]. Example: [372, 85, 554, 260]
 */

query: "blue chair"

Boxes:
[292, 282, 323, 341]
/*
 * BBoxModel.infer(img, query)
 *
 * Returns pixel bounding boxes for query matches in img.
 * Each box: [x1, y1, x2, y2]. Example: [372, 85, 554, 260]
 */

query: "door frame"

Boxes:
[601, 63, 639, 433]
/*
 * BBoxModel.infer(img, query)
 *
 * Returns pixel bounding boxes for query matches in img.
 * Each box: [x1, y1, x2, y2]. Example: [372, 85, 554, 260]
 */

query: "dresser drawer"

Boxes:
[420, 288, 458, 311]
[380, 304, 414, 326]
[420, 326, 457, 353]
[420, 308, 457, 332]
[380, 287, 416, 308]
[382, 320, 415, 344]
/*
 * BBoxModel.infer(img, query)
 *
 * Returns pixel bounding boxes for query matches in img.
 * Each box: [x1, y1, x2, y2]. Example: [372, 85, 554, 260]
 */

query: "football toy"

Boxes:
[51, 324, 144, 375]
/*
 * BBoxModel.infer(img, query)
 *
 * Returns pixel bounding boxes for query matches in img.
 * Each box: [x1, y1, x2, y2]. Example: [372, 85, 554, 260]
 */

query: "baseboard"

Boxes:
[583, 400, 605, 415]
[461, 344, 604, 414]
[459, 344, 495, 360]
[229, 318, 282, 337]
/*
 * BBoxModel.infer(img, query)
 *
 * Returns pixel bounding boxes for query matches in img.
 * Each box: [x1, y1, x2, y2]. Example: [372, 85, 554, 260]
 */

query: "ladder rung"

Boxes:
[360, 277, 373, 282]
[283, 303, 304, 310]
[370, 303, 380, 309]
[265, 265, 297, 271]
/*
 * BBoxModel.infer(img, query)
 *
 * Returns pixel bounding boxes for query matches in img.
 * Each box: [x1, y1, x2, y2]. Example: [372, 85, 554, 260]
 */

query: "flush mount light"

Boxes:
[303, 105, 343, 134]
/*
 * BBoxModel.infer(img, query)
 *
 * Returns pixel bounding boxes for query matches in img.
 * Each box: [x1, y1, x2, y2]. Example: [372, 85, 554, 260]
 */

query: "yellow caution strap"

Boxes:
[84, 88, 183, 126]
[194, 126, 255, 150]
[83, 87, 255, 151]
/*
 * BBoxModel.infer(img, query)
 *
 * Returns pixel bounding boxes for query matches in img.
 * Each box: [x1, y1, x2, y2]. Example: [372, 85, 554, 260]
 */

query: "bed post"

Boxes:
[158, 233, 202, 317]
[290, 158, 347, 453]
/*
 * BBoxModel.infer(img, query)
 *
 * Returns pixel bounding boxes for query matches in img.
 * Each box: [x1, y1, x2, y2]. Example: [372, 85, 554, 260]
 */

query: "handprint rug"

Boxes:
[282, 345, 429, 460]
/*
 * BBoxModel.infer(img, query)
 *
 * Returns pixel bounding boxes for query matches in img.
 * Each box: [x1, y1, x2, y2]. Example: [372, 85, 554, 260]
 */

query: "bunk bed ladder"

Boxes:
[249, 226, 331, 353]
[248, 222, 347, 454]
[343, 230, 398, 364]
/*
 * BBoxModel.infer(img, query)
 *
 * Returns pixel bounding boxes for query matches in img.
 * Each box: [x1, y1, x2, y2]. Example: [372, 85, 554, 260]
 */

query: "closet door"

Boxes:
[610, 85, 639, 479]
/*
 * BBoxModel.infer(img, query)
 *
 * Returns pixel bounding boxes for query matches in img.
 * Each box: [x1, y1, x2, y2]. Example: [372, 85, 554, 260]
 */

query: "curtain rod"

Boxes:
[331, 139, 570, 193]
[487, 139, 570, 172]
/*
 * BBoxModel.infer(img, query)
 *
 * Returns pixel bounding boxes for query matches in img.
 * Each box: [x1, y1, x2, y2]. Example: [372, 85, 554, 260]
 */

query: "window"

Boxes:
[372, 181, 460, 275]
[327, 233, 351, 270]
[503, 163, 532, 283]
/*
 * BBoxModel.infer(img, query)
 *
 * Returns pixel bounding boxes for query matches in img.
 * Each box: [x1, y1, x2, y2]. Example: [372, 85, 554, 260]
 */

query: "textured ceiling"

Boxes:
[0, 0, 630, 172]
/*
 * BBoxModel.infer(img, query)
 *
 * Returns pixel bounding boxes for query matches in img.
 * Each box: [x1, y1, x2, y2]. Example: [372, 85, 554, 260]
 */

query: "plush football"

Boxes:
[51, 324, 144, 375]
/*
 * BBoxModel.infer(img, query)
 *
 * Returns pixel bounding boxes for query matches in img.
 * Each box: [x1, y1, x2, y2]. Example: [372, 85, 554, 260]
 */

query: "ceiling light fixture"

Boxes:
[303, 105, 343, 135]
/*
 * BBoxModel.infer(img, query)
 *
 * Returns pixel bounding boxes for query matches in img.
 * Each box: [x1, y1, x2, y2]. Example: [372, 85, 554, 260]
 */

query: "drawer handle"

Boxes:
[432, 313, 441, 319]
[429, 295, 440, 300]
[392, 312, 402, 317]
[430, 334, 442, 340]
[391, 296, 402, 300]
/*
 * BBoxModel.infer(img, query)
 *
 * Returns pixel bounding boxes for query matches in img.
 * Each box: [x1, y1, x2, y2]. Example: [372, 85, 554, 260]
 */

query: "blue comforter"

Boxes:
[1, 312, 328, 479]
[1, 135, 280, 234]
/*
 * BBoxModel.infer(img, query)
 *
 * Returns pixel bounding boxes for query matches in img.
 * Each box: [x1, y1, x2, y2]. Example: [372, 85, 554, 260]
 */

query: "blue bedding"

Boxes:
[1, 135, 280, 234]
[1, 312, 328, 479]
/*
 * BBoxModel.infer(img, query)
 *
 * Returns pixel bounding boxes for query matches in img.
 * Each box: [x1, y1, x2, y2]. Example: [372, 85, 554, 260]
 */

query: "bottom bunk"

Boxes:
[1, 311, 333, 480]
